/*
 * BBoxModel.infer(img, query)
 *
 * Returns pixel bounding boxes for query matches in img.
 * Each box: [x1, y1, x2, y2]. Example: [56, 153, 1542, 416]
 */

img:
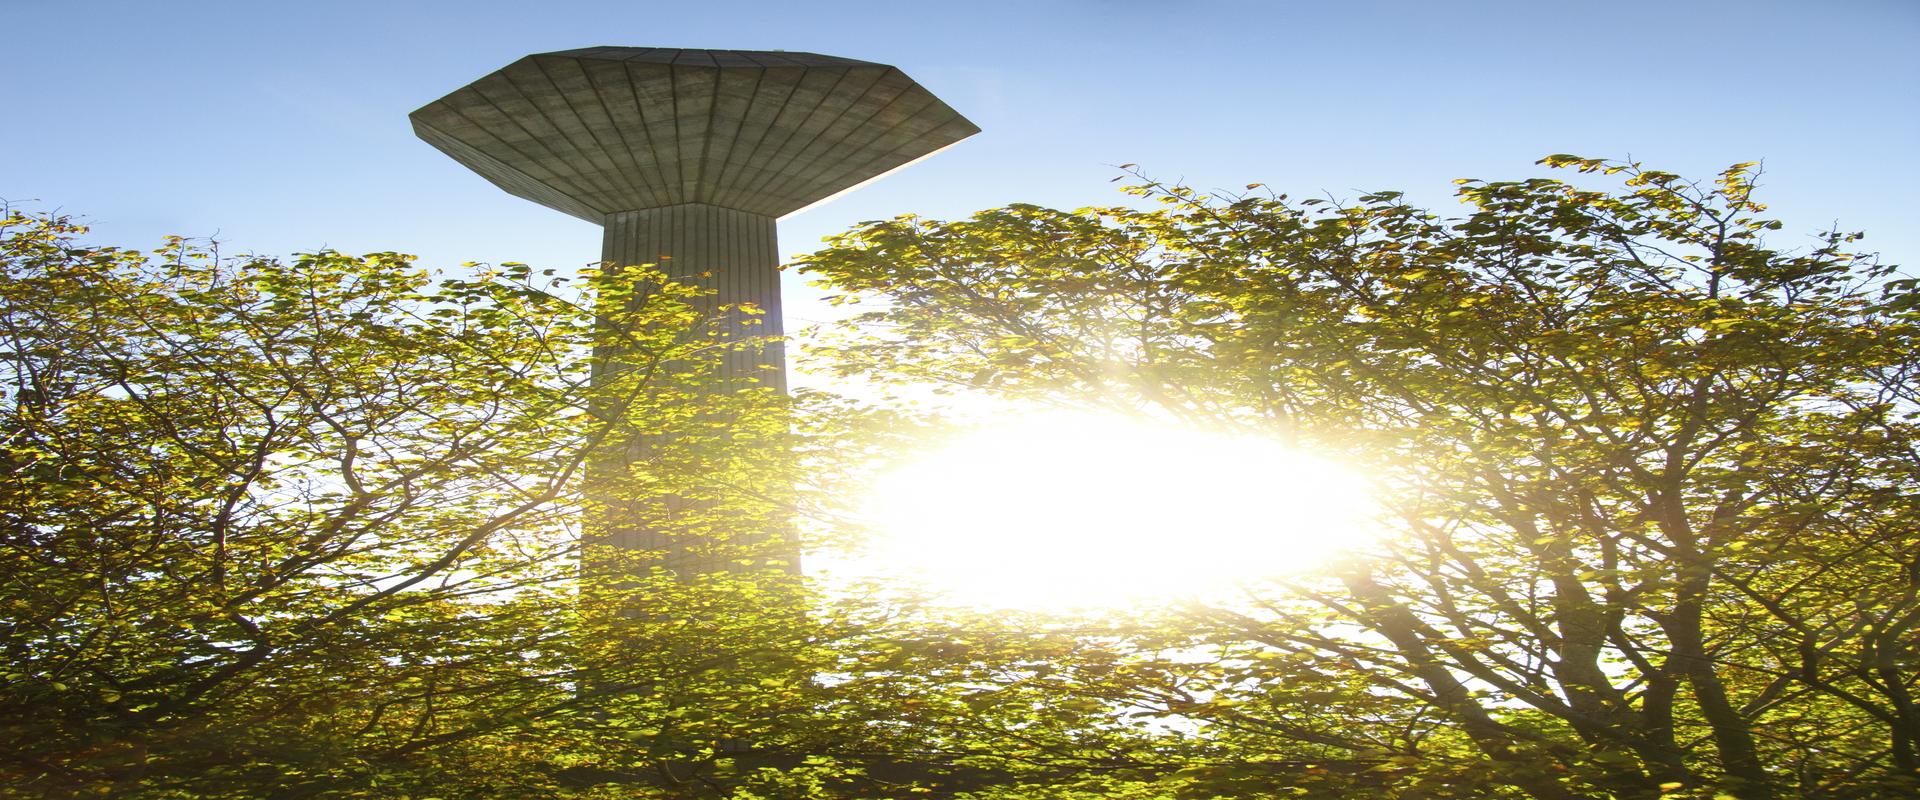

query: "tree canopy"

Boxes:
[797, 157, 1920, 799]
[0, 211, 858, 797]
[5, 154, 1916, 799]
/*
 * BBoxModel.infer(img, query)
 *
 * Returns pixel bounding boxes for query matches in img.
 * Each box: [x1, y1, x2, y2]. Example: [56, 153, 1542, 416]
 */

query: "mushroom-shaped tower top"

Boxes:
[410, 47, 980, 222]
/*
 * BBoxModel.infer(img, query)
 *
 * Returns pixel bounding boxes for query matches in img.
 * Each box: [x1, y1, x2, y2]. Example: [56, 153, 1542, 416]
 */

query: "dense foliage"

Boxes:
[0, 213, 832, 797]
[6, 154, 1916, 799]
[798, 157, 1920, 799]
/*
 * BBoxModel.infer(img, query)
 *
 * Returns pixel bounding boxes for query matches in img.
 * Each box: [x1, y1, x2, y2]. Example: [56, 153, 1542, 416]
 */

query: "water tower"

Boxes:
[412, 47, 978, 570]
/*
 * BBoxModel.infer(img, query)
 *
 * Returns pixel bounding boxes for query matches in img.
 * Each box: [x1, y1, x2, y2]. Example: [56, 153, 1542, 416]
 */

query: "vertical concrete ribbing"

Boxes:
[596, 203, 785, 570]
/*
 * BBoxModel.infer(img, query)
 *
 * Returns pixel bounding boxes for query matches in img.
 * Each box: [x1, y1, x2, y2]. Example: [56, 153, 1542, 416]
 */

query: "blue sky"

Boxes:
[6, 0, 1916, 342]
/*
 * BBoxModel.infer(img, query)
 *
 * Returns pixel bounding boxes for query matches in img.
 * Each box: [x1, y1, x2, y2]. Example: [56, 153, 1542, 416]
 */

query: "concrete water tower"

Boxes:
[411, 47, 978, 570]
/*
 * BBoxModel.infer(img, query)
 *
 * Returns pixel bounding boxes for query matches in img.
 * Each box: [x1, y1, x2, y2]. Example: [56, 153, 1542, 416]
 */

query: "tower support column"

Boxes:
[593, 203, 791, 573]
[601, 203, 785, 393]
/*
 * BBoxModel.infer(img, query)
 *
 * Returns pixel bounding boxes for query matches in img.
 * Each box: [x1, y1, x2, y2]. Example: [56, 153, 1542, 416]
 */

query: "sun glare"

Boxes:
[857, 412, 1380, 611]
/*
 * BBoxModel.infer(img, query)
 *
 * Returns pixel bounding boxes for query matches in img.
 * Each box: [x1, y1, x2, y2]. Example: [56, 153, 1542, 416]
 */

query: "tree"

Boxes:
[797, 157, 1920, 799]
[0, 208, 850, 797]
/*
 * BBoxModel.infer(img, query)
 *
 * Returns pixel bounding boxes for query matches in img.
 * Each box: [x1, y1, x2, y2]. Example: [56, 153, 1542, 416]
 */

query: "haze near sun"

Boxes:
[860, 412, 1379, 611]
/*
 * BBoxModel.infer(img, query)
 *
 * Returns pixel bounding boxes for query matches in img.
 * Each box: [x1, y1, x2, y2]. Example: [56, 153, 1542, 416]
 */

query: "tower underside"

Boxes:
[410, 48, 980, 223]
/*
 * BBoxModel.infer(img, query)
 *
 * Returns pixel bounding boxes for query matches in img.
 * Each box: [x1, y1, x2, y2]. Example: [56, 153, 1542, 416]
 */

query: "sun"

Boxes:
[855, 411, 1380, 611]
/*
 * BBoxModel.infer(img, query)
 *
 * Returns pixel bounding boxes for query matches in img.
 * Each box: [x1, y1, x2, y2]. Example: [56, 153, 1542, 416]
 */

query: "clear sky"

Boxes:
[6, 0, 1916, 348]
